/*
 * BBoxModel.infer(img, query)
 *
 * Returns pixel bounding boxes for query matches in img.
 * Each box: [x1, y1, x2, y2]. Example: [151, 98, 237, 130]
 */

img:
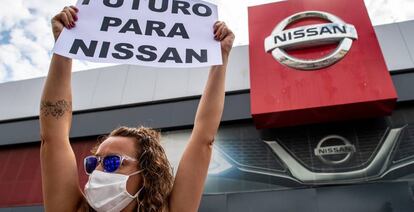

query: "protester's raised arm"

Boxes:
[169, 21, 235, 212]
[40, 6, 85, 212]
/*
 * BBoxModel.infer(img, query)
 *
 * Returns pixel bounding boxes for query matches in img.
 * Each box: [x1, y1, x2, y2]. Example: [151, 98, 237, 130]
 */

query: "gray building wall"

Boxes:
[1, 21, 414, 123]
[1, 20, 414, 212]
[0, 92, 251, 146]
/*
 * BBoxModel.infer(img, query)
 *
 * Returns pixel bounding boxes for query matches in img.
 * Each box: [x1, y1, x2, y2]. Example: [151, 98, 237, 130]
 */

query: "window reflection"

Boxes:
[161, 122, 414, 194]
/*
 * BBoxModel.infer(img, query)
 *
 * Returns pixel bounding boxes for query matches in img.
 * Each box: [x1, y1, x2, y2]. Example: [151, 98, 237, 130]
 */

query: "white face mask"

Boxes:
[84, 170, 144, 212]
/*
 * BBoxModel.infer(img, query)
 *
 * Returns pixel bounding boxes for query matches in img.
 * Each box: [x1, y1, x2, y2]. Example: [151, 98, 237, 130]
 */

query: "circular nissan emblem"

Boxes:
[314, 135, 356, 165]
[264, 11, 358, 70]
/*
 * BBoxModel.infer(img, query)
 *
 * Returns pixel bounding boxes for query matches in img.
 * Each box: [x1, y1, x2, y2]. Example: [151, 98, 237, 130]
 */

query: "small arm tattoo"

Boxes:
[40, 100, 72, 119]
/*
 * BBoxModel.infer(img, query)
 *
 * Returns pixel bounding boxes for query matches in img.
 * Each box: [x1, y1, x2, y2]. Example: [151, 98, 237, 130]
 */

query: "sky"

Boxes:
[0, 0, 413, 83]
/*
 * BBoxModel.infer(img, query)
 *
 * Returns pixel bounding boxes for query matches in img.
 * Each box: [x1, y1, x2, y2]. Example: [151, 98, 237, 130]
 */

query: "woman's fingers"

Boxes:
[60, 6, 78, 29]
[214, 21, 223, 31]
[66, 7, 78, 22]
[69, 5, 79, 13]
[58, 11, 71, 29]
[51, 5, 78, 40]
[62, 11, 74, 28]
[214, 22, 228, 41]
[218, 24, 228, 41]
[62, 7, 75, 28]
[214, 21, 224, 38]
[213, 21, 235, 55]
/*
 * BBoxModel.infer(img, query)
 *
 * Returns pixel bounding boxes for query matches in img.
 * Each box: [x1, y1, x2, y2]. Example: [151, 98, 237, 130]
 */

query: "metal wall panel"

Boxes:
[399, 21, 414, 66]
[223, 45, 250, 91]
[71, 68, 101, 111]
[121, 66, 158, 104]
[375, 23, 414, 71]
[0, 92, 251, 146]
[392, 72, 414, 102]
[153, 68, 191, 100]
[90, 65, 129, 108]
[0, 78, 44, 120]
[186, 67, 210, 96]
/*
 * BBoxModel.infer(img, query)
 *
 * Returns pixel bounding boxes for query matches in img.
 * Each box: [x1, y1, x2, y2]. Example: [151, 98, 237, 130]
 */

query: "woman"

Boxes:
[39, 5, 234, 212]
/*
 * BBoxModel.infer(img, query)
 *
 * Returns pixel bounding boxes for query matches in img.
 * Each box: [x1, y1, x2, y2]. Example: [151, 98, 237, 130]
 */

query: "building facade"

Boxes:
[0, 20, 414, 211]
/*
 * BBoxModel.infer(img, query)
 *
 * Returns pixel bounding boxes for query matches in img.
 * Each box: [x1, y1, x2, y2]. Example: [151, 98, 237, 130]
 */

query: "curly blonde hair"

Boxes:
[94, 126, 174, 212]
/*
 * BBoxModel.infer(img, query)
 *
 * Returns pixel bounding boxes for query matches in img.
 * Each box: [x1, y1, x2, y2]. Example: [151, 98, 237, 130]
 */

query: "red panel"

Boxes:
[0, 139, 96, 208]
[248, 0, 397, 128]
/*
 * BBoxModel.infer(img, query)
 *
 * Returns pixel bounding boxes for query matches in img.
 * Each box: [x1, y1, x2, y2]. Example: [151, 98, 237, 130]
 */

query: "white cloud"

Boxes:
[0, 17, 52, 81]
[0, 64, 7, 82]
[216, 0, 285, 45]
[365, 0, 414, 25]
[0, 0, 108, 83]
[0, 1, 31, 29]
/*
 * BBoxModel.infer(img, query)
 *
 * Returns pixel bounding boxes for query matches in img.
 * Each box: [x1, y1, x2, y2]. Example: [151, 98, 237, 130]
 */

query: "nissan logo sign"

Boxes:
[264, 11, 358, 70]
[314, 135, 356, 165]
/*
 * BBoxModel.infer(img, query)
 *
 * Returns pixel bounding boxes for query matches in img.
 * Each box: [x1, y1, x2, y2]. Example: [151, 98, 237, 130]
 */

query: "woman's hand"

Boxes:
[51, 6, 79, 41]
[213, 21, 235, 62]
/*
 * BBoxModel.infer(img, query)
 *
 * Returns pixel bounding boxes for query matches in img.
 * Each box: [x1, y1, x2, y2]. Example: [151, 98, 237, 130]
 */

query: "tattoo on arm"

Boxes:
[40, 100, 72, 119]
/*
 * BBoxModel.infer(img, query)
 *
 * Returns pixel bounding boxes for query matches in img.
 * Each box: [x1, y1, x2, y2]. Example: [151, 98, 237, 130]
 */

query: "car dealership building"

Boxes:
[1, 2, 414, 212]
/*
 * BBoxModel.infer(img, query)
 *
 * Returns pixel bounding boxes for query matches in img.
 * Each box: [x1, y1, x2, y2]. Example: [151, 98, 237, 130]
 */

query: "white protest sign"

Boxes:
[53, 0, 222, 68]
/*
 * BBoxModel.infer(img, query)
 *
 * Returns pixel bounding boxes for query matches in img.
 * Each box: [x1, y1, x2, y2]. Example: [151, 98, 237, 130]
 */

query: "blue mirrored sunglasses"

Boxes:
[83, 154, 138, 175]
